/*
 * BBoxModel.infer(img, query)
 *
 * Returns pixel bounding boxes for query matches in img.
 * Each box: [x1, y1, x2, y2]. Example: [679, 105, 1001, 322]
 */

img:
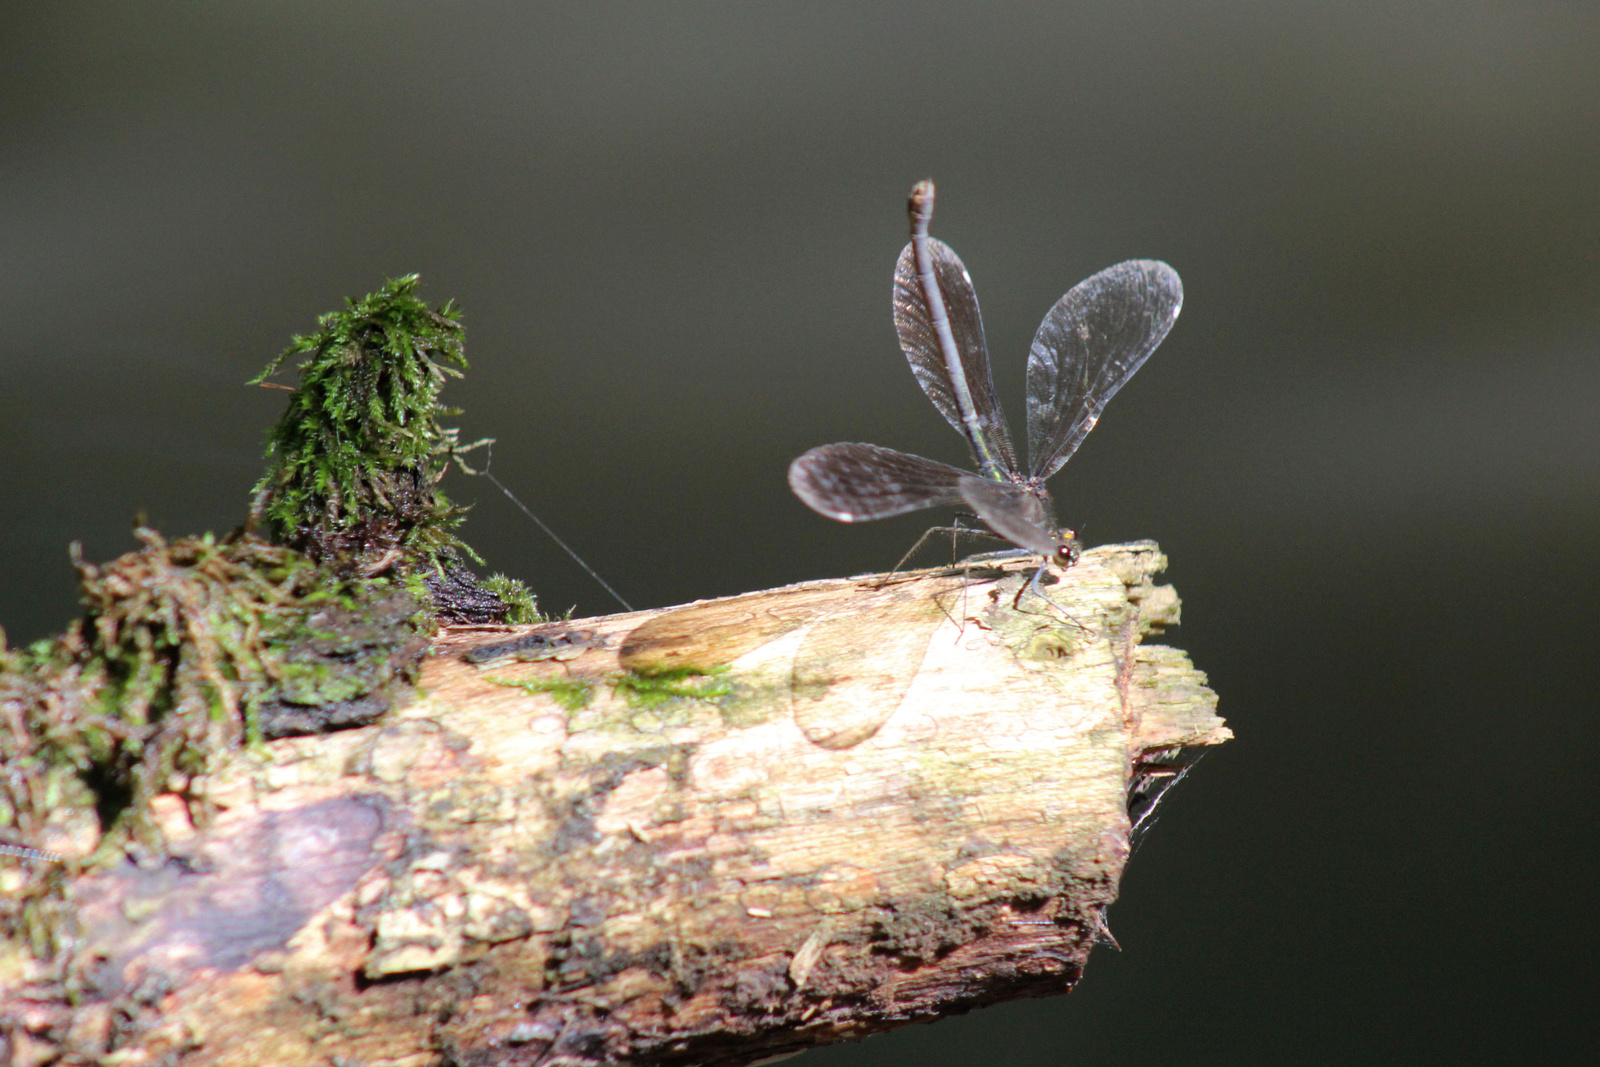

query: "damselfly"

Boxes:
[789, 181, 1182, 602]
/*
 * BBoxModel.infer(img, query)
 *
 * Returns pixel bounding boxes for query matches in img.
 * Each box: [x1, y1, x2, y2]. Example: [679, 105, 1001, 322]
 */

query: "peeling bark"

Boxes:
[1, 542, 1228, 1067]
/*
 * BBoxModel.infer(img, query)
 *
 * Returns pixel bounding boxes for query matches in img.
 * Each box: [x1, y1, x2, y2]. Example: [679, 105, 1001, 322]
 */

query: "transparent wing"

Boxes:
[1026, 260, 1183, 480]
[894, 239, 1019, 475]
[789, 442, 969, 522]
[956, 475, 1062, 558]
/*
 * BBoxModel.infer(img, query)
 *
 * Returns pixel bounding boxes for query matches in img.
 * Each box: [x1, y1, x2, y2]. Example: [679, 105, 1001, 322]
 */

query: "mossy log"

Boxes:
[1, 542, 1227, 1067]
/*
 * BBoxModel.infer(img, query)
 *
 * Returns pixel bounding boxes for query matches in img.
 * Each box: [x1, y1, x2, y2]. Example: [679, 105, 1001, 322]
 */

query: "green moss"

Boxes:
[489, 666, 736, 717]
[481, 574, 543, 624]
[250, 274, 484, 570]
[612, 667, 734, 709]
[491, 675, 596, 711]
[0, 530, 425, 853]
[0, 530, 423, 958]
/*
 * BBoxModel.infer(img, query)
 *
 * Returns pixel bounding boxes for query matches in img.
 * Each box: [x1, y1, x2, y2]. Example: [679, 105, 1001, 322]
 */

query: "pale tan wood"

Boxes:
[1, 541, 1226, 1067]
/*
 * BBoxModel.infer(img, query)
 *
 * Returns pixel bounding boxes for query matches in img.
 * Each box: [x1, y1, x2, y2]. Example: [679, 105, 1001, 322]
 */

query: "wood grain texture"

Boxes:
[1, 542, 1227, 1067]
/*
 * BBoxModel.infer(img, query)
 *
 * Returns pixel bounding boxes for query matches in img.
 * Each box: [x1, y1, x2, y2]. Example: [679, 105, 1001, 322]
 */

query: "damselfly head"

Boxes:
[1053, 532, 1082, 570]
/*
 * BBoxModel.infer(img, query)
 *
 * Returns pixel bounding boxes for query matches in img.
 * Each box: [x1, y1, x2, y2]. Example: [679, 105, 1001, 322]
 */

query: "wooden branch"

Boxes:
[2, 542, 1227, 1067]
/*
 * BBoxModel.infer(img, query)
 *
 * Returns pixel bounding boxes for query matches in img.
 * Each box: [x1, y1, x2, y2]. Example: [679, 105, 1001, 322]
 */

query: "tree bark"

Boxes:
[2, 541, 1227, 1067]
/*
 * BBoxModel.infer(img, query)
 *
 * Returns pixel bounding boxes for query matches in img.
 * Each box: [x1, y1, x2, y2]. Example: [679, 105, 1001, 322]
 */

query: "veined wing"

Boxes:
[788, 442, 969, 522]
[956, 474, 1062, 558]
[1026, 260, 1182, 480]
[894, 238, 1019, 477]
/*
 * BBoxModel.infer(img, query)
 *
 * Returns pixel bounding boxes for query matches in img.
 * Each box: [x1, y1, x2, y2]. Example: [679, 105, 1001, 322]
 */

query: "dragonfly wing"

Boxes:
[1025, 260, 1182, 480]
[789, 443, 970, 522]
[894, 239, 1019, 474]
[957, 475, 1062, 558]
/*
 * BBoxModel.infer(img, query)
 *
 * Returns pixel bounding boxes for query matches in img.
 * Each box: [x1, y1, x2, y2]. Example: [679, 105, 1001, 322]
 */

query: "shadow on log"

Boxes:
[1, 542, 1227, 1067]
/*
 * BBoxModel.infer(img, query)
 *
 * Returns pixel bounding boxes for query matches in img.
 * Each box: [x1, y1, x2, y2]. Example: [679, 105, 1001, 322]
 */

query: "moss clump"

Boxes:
[251, 274, 473, 563]
[248, 273, 535, 621]
[1, 529, 425, 845]
[481, 574, 543, 625]
[0, 530, 425, 956]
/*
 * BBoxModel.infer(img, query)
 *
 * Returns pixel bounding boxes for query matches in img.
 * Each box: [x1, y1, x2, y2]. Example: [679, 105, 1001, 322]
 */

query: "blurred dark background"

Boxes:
[2, 3, 1596, 1062]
